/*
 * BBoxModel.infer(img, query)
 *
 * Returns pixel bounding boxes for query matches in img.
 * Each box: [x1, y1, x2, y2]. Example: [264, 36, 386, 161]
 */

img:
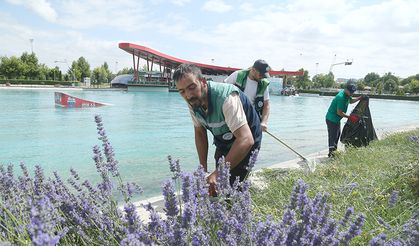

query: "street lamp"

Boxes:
[329, 59, 353, 73]
[314, 62, 319, 88]
[29, 38, 34, 53]
[54, 59, 75, 81]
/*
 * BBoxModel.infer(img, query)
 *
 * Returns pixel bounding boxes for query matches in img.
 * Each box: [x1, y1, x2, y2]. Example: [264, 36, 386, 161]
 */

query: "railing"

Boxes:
[127, 80, 169, 86]
[0, 79, 78, 86]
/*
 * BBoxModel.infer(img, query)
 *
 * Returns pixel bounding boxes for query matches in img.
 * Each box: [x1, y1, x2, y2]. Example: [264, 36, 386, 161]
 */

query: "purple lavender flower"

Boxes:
[27, 196, 65, 246]
[408, 135, 419, 144]
[126, 182, 143, 198]
[389, 190, 399, 208]
[95, 114, 119, 177]
[162, 179, 179, 217]
[246, 149, 259, 172]
[123, 203, 141, 234]
[368, 233, 387, 246]
[216, 157, 231, 196]
[168, 155, 181, 179]
[377, 216, 391, 230]
[340, 214, 365, 244]
[33, 165, 45, 196]
[340, 207, 354, 227]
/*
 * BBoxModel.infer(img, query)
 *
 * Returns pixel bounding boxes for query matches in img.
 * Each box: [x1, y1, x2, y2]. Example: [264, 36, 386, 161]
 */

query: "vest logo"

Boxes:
[222, 132, 233, 140]
[258, 101, 264, 108]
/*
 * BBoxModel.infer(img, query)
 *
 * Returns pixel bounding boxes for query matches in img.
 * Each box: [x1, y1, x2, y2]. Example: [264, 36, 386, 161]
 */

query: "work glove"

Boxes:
[348, 115, 360, 123]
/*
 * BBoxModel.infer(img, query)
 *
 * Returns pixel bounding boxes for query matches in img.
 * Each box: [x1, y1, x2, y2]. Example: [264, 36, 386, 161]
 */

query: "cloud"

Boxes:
[174, 0, 419, 78]
[6, 0, 57, 22]
[202, 0, 232, 13]
[1, 0, 419, 79]
[170, 0, 191, 6]
[56, 0, 151, 31]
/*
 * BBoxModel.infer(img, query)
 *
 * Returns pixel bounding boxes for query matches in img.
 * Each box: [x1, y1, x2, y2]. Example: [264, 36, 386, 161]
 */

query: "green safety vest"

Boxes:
[192, 81, 240, 149]
[235, 69, 269, 116]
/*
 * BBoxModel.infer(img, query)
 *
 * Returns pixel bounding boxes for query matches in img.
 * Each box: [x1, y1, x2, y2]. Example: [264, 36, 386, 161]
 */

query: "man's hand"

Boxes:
[261, 122, 268, 132]
[207, 170, 218, 196]
[348, 115, 360, 123]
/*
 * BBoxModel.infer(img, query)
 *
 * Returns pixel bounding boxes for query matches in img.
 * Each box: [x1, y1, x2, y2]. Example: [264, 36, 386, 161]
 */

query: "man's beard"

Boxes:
[188, 96, 202, 110]
[188, 86, 206, 110]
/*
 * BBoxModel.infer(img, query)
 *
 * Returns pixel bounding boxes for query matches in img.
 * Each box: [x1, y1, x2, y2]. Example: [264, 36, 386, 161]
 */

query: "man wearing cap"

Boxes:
[325, 83, 363, 157]
[224, 59, 271, 132]
[173, 63, 262, 192]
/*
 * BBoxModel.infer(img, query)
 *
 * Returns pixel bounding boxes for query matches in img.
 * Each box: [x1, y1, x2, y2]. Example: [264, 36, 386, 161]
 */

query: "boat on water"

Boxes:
[54, 92, 109, 108]
[281, 85, 299, 96]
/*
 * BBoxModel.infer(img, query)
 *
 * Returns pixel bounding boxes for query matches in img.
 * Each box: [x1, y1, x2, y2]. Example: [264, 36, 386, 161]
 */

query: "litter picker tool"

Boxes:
[265, 130, 310, 165]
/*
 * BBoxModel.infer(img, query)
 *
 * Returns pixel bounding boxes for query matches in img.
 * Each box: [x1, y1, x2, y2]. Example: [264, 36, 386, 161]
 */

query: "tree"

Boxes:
[92, 66, 108, 85]
[50, 66, 62, 81]
[69, 61, 82, 81]
[38, 64, 49, 80]
[406, 79, 419, 94]
[20, 52, 40, 79]
[400, 74, 419, 86]
[70, 57, 91, 81]
[364, 72, 380, 86]
[383, 78, 398, 93]
[312, 72, 335, 88]
[102, 62, 113, 83]
[117, 67, 134, 75]
[77, 57, 91, 80]
[356, 79, 365, 91]
[0, 56, 25, 79]
[294, 68, 312, 89]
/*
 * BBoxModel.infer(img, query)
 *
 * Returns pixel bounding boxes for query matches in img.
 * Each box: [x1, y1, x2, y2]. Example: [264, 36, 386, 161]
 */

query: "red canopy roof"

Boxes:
[119, 42, 303, 76]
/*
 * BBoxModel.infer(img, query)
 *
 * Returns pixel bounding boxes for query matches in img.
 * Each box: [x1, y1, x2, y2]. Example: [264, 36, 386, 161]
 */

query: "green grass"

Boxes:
[250, 129, 419, 243]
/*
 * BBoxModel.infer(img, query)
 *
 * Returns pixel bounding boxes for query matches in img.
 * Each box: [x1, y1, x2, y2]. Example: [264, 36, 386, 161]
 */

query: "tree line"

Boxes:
[1, 52, 418, 94]
[288, 69, 419, 95]
[0, 52, 125, 85]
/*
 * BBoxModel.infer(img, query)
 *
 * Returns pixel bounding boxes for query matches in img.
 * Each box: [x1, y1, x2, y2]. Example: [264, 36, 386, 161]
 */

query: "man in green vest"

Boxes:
[325, 82, 363, 157]
[173, 64, 262, 193]
[224, 59, 271, 132]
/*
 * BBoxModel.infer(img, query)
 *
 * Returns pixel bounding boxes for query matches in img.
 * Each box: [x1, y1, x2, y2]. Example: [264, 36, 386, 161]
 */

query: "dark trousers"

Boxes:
[326, 119, 341, 154]
[215, 145, 260, 186]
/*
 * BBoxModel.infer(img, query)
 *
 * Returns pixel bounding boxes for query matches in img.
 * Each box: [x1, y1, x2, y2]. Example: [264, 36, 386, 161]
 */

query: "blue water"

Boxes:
[1, 88, 418, 199]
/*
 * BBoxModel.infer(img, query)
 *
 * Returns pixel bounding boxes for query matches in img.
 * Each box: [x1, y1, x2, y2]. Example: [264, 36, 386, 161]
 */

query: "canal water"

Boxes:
[1, 88, 418, 199]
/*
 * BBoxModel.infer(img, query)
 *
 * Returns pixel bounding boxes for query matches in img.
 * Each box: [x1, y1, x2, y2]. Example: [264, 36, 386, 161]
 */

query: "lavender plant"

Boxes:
[1, 115, 414, 245]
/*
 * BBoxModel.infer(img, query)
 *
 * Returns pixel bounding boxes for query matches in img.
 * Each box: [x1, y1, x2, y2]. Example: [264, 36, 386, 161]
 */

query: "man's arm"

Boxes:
[260, 100, 270, 132]
[350, 96, 362, 104]
[337, 109, 349, 118]
[194, 125, 208, 172]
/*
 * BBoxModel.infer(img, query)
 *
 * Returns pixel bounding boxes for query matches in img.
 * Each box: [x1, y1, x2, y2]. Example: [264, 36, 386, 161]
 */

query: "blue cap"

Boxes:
[346, 83, 357, 94]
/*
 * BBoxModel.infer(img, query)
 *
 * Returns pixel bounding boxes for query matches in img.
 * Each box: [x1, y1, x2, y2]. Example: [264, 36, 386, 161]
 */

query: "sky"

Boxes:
[1, 0, 418, 79]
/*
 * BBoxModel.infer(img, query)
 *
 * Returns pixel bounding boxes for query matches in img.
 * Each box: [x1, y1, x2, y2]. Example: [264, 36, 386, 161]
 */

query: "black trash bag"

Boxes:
[340, 97, 378, 147]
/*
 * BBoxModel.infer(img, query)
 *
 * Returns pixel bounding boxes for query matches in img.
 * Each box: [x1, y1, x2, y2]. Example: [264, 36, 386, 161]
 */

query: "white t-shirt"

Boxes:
[224, 70, 270, 105]
[189, 92, 247, 133]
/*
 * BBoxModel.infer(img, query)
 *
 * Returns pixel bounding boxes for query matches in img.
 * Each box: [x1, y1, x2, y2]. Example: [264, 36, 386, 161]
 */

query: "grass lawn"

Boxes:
[251, 129, 419, 244]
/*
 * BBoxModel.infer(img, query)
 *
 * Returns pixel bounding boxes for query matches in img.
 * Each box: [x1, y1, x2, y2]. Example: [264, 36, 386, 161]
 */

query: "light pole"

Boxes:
[315, 62, 319, 76]
[329, 59, 352, 73]
[29, 38, 34, 53]
[314, 62, 319, 88]
[55, 59, 75, 81]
